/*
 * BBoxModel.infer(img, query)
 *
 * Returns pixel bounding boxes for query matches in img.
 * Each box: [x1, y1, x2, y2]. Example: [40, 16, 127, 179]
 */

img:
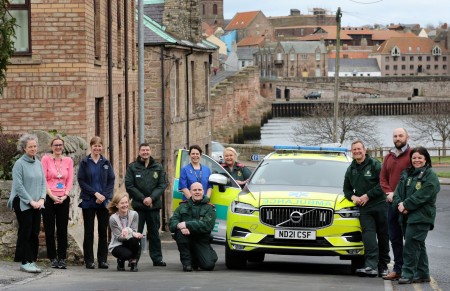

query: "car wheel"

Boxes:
[247, 252, 265, 263]
[351, 257, 365, 274]
[225, 243, 247, 269]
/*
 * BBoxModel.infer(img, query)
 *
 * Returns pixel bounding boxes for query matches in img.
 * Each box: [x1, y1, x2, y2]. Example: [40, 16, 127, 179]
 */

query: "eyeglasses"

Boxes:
[52, 144, 64, 147]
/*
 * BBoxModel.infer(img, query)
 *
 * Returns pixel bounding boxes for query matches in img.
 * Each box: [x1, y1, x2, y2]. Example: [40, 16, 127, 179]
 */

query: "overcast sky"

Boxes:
[224, 0, 449, 27]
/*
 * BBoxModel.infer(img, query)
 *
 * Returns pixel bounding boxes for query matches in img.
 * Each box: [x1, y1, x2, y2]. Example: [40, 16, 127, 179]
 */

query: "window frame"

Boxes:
[9, 0, 31, 56]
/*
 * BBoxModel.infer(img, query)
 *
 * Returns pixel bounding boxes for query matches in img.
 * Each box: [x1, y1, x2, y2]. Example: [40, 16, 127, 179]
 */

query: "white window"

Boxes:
[9, 0, 31, 54]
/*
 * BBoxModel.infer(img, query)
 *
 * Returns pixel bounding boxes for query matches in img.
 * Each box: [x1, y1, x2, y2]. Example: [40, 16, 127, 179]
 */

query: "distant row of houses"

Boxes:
[203, 8, 450, 77]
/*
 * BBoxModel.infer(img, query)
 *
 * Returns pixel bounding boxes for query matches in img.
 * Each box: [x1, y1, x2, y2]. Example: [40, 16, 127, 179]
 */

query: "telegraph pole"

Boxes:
[333, 7, 342, 143]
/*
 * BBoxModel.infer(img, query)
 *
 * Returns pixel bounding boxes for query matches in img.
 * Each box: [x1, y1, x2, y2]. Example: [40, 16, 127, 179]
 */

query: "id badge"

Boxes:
[56, 182, 64, 189]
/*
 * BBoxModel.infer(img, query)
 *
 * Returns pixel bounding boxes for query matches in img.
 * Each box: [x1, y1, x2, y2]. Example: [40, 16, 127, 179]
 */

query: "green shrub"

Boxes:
[0, 132, 20, 180]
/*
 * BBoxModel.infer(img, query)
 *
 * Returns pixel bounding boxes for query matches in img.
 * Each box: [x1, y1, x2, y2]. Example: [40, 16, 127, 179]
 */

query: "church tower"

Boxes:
[199, 0, 224, 27]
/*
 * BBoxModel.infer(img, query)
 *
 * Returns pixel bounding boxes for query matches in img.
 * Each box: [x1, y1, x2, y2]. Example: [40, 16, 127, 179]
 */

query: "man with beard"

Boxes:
[125, 143, 167, 267]
[343, 140, 390, 277]
[380, 128, 411, 280]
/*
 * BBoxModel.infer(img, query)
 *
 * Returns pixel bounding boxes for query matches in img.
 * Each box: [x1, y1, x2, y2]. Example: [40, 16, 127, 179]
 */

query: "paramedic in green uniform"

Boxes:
[343, 140, 390, 277]
[169, 182, 218, 272]
[221, 147, 252, 188]
[393, 147, 440, 284]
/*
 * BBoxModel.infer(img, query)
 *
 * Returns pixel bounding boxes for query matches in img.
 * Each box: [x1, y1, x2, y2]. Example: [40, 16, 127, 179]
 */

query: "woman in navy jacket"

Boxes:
[78, 136, 115, 269]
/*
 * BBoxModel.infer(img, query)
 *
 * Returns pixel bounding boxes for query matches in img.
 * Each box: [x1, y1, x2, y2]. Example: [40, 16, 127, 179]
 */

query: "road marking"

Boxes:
[430, 277, 442, 291]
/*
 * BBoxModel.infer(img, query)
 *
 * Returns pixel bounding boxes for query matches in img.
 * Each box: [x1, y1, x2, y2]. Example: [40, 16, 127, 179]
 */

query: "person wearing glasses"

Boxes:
[41, 135, 74, 269]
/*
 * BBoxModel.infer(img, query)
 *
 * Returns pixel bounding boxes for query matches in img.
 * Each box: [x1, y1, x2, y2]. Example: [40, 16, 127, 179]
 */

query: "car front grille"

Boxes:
[260, 206, 333, 228]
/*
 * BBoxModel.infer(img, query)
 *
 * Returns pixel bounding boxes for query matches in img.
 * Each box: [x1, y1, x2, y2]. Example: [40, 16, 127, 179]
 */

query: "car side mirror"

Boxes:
[209, 173, 229, 193]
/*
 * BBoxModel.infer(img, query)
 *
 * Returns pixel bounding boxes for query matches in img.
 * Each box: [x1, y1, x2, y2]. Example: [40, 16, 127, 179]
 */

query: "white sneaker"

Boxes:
[30, 262, 42, 273]
[20, 262, 36, 273]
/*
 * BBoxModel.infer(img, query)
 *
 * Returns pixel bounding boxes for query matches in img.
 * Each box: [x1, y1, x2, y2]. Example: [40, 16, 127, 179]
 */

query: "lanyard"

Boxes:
[191, 163, 202, 182]
[53, 158, 63, 179]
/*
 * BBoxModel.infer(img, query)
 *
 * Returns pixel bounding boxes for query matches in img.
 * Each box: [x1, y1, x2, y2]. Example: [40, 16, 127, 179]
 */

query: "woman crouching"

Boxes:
[108, 193, 143, 271]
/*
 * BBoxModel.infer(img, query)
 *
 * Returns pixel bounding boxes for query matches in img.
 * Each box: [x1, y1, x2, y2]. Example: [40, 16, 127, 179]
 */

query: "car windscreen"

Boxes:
[249, 158, 349, 188]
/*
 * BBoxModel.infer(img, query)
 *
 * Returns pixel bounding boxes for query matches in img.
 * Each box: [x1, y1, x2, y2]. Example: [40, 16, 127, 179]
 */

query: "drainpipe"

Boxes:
[107, 0, 114, 166]
[185, 50, 193, 148]
[160, 45, 167, 230]
[124, 0, 130, 165]
[138, 0, 144, 143]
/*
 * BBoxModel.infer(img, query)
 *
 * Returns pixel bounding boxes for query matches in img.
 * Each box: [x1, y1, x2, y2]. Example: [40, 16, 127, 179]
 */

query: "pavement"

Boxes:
[0, 232, 176, 290]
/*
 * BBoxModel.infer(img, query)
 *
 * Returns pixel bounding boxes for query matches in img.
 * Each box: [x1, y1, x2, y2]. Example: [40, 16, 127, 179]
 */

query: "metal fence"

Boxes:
[368, 147, 449, 162]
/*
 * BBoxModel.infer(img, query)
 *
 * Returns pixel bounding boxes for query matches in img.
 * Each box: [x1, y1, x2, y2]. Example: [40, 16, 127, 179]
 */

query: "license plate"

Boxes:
[274, 229, 316, 240]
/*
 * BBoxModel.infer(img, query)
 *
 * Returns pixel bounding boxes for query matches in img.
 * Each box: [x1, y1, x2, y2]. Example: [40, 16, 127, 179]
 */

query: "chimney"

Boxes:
[163, 0, 203, 42]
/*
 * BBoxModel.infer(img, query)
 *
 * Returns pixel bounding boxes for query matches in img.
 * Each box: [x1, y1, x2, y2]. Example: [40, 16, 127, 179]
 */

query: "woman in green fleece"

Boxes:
[7, 133, 47, 273]
[393, 146, 440, 284]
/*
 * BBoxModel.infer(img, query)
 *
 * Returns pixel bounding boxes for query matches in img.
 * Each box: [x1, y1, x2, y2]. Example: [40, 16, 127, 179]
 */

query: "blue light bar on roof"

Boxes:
[273, 145, 349, 152]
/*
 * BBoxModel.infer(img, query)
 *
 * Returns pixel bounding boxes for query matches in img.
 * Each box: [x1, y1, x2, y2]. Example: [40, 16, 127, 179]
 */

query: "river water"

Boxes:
[245, 116, 435, 148]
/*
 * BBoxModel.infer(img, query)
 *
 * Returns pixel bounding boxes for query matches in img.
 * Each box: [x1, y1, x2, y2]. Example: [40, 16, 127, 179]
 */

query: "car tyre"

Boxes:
[351, 257, 365, 274]
[225, 244, 247, 269]
[247, 252, 265, 263]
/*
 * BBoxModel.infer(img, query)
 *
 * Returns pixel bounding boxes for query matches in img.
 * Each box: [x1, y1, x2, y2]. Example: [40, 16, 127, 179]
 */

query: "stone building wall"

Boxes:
[163, 0, 203, 43]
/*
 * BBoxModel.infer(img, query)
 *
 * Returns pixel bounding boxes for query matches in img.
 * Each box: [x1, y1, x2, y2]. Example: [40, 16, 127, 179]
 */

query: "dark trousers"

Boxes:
[111, 237, 141, 261]
[42, 195, 70, 260]
[137, 210, 163, 263]
[173, 231, 217, 270]
[401, 223, 430, 279]
[82, 207, 109, 264]
[387, 203, 404, 273]
[359, 203, 390, 270]
[13, 197, 41, 263]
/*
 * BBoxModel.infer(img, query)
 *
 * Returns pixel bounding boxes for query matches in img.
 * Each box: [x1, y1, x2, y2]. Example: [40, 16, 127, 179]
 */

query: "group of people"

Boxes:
[7, 134, 251, 273]
[344, 128, 440, 284]
[9, 129, 437, 281]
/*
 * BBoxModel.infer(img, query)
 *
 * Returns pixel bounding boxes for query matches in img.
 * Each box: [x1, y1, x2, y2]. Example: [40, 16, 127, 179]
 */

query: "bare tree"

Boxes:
[404, 103, 450, 155]
[291, 104, 381, 147]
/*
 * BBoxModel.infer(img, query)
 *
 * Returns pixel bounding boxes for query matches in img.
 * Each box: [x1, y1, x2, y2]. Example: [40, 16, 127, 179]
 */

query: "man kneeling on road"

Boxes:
[169, 182, 218, 272]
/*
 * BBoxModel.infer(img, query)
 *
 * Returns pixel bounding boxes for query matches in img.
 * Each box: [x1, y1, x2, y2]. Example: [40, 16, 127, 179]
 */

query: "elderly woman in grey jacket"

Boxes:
[108, 193, 143, 272]
[7, 133, 46, 273]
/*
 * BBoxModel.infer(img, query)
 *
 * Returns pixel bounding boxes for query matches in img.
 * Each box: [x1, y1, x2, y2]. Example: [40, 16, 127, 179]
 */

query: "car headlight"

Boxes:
[231, 201, 258, 215]
[335, 207, 360, 218]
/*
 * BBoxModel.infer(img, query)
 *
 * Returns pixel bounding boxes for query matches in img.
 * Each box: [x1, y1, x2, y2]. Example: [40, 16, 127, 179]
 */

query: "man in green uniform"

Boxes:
[169, 182, 218, 272]
[343, 140, 390, 277]
[125, 143, 167, 267]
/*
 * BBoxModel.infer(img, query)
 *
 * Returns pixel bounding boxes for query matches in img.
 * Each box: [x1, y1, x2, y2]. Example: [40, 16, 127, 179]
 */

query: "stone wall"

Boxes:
[261, 76, 450, 100]
[210, 66, 272, 143]
[0, 131, 87, 262]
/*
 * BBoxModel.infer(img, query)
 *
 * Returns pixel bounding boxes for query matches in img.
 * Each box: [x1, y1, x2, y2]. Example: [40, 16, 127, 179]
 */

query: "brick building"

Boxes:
[199, 0, 224, 27]
[370, 37, 449, 76]
[225, 11, 274, 44]
[1, 0, 138, 184]
[255, 41, 328, 78]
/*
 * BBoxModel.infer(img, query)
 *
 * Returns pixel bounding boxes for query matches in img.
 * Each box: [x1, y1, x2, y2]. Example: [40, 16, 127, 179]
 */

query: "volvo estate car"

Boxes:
[225, 146, 364, 272]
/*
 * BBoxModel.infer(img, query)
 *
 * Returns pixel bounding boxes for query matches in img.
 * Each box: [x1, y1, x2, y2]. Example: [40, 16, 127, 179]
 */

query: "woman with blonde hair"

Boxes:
[221, 147, 252, 188]
[77, 136, 115, 269]
[108, 193, 143, 272]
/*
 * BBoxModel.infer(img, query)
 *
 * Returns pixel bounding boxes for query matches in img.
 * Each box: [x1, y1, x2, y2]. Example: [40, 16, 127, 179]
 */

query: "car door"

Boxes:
[172, 149, 242, 244]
